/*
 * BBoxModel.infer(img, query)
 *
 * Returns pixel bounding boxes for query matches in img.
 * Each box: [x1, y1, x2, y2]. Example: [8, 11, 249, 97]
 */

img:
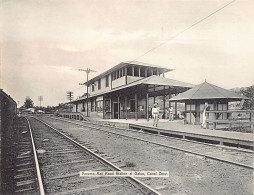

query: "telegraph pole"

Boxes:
[79, 68, 96, 117]
[38, 96, 43, 107]
[66, 91, 74, 112]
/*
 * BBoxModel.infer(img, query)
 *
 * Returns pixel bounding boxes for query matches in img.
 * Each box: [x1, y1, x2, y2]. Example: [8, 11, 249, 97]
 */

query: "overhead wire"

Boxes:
[131, 0, 236, 62]
[69, 0, 236, 93]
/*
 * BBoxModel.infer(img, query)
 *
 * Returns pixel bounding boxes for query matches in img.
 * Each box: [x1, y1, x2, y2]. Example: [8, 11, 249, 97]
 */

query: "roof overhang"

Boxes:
[70, 75, 193, 104]
[87, 61, 174, 84]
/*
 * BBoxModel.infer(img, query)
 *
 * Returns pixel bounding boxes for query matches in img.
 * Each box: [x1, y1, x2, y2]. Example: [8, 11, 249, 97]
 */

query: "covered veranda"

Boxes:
[70, 75, 194, 120]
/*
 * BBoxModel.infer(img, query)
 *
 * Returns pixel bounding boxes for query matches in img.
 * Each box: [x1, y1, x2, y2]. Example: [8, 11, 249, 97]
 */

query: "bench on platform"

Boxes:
[206, 119, 254, 130]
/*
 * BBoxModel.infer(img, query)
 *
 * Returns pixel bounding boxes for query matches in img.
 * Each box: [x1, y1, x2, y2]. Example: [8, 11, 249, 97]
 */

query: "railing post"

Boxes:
[213, 122, 216, 130]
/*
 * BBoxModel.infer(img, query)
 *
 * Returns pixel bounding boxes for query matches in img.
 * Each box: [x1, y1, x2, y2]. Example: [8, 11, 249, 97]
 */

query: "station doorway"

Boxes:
[113, 102, 119, 119]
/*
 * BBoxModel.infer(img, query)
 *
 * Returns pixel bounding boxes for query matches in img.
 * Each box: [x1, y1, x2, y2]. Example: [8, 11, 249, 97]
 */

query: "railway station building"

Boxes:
[69, 61, 194, 120]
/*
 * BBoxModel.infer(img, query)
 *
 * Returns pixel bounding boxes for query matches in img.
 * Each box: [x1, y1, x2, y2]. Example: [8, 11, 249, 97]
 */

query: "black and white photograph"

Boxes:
[1, 0, 254, 194]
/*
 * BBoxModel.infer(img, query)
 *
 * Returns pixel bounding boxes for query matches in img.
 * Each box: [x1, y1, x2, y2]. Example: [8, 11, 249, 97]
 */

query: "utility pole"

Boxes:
[38, 96, 43, 107]
[79, 68, 96, 117]
[66, 91, 74, 112]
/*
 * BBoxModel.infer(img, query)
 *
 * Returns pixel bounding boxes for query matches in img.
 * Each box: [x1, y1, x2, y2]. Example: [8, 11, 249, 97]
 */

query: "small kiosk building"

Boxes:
[169, 81, 248, 125]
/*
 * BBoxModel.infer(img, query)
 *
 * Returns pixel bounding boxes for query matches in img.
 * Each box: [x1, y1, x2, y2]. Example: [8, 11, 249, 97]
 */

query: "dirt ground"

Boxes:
[40, 116, 254, 195]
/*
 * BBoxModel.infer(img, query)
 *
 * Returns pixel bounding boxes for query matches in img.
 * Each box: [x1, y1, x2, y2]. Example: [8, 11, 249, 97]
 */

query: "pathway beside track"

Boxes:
[44, 115, 254, 170]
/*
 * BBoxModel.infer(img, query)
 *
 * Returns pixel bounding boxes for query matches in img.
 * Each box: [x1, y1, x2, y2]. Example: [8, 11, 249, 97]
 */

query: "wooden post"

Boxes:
[163, 86, 166, 119]
[111, 73, 113, 90]
[125, 95, 128, 120]
[132, 65, 134, 76]
[153, 85, 156, 103]
[168, 87, 171, 106]
[118, 95, 120, 119]
[175, 101, 177, 120]
[145, 68, 147, 77]
[138, 67, 140, 77]
[195, 101, 200, 125]
[103, 97, 105, 119]
[250, 111, 253, 130]
[213, 122, 217, 130]
[110, 95, 112, 119]
[135, 91, 138, 121]
[184, 100, 187, 124]
[125, 66, 127, 85]
[146, 92, 149, 121]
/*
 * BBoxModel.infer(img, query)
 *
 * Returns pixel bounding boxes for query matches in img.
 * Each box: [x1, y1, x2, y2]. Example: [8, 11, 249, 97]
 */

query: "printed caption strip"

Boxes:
[80, 171, 169, 177]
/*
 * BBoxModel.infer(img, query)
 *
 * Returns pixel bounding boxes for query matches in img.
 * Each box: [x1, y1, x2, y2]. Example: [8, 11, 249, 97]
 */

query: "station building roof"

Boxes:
[87, 61, 174, 84]
[0, 89, 16, 104]
[71, 75, 194, 103]
[169, 81, 248, 102]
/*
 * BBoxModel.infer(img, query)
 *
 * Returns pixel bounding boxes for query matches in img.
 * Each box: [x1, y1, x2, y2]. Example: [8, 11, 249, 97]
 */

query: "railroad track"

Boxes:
[13, 117, 42, 194]
[17, 116, 160, 195]
[41, 115, 254, 170]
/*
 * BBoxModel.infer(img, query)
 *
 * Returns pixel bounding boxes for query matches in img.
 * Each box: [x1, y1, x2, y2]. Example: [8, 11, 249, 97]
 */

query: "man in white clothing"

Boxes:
[169, 106, 174, 121]
[152, 102, 160, 127]
[201, 102, 209, 129]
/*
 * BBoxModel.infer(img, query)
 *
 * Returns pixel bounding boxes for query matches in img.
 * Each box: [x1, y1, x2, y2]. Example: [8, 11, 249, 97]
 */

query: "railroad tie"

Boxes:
[52, 182, 122, 195]
[16, 179, 35, 187]
[14, 173, 33, 179]
[44, 149, 80, 154]
[17, 167, 33, 172]
[16, 162, 33, 167]
[15, 187, 35, 193]
[45, 167, 110, 181]
[43, 159, 94, 168]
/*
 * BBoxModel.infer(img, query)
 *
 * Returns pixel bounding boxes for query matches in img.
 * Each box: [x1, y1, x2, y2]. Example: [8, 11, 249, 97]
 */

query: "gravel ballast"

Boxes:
[39, 116, 254, 195]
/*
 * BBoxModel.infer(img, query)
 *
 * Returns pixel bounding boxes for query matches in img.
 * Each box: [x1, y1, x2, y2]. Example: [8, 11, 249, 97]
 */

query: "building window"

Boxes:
[92, 82, 95, 92]
[130, 99, 135, 112]
[127, 66, 132, 76]
[134, 66, 139, 76]
[98, 79, 101, 90]
[113, 71, 116, 80]
[96, 100, 103, 112]
[106, 75, 109, 87]
[140, 67, 145, 77]
[91, 100, 95, 112]
[123, 68, 125, 77]
[120, 68, 123, 77]
[147, 69, 152, 77]
[117, 70, 119, 78]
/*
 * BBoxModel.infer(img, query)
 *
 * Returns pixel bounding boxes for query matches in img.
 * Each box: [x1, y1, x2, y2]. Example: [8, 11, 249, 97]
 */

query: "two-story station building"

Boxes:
[69, 61, 194, 120]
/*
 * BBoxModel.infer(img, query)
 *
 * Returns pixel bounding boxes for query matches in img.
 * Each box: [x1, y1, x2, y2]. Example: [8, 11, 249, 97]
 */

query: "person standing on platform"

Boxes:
[202, 102, 209, 128]
[169, 106, 174, 121]
[152, 102, 160, 127]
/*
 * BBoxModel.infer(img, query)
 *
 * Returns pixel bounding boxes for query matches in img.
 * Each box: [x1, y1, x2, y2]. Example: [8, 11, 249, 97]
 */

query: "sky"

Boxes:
[1, 0, 254, 107]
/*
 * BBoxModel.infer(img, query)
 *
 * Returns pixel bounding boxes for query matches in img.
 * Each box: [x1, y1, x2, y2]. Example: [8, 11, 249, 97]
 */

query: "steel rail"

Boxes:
[31, 116, 161, 195]
[25, 117, 45, 195]
[44, 116, 254, 170]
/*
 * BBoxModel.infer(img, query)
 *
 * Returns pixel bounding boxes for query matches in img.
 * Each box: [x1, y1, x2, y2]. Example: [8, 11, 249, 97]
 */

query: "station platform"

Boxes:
[95, 118, 254, 149]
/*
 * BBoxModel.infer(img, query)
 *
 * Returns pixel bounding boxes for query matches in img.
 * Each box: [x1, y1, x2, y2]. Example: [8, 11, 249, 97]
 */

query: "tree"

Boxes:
[23, 97, 34, 108]
[241, 86, 254, 110]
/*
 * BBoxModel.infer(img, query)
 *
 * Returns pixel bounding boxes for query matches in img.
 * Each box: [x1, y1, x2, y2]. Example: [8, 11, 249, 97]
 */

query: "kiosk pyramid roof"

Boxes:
[170, 81, 248, 101]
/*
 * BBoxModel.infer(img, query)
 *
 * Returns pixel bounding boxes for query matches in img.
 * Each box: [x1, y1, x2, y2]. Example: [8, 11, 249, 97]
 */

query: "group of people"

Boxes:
[151, 101, 209, 129]
[151, 102, 174, 127]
